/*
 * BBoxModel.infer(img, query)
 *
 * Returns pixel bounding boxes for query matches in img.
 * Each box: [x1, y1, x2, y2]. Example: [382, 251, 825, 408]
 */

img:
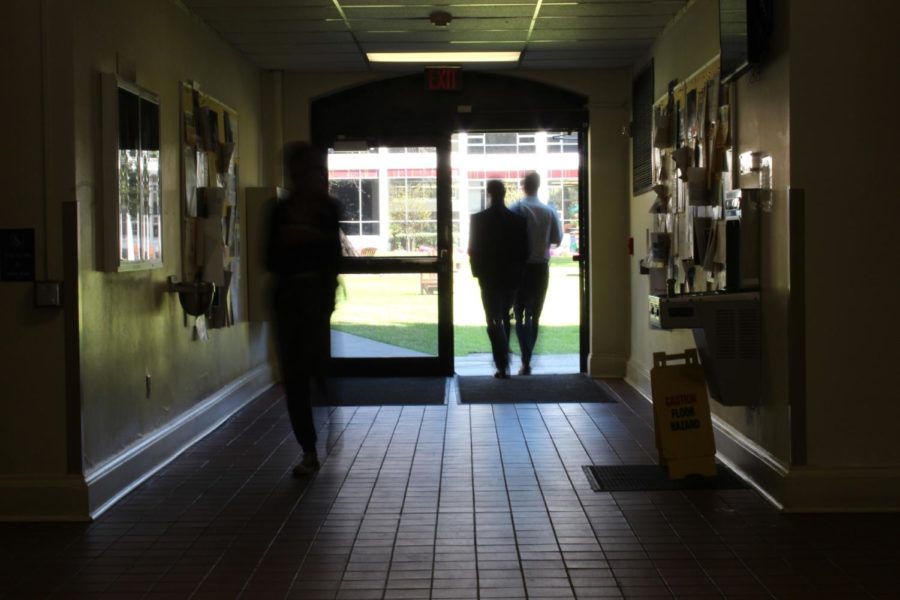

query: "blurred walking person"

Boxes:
[267, 142, 342, 476]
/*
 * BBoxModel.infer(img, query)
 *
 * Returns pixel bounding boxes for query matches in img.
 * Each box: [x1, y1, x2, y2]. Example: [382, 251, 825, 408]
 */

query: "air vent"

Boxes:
[632, 62, 654, 195]
[738, 308, 760, 359]
[715, 308, 737, 360]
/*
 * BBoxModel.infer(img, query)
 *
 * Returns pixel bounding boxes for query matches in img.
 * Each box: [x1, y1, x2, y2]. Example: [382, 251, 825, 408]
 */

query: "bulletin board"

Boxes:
[180, 82, 242, 332]
[642, 57, 733, 295]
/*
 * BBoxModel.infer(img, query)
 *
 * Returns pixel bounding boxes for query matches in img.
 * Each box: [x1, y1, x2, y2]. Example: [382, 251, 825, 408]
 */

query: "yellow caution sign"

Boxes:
[651, 349, 716, 479]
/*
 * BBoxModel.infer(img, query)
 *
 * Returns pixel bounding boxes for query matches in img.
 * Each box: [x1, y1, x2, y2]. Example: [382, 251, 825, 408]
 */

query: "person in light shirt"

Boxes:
[509, 172, 562, 375]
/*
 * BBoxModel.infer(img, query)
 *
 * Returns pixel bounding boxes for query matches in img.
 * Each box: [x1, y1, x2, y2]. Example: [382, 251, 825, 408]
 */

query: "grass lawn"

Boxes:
[331, 260, 580, 356]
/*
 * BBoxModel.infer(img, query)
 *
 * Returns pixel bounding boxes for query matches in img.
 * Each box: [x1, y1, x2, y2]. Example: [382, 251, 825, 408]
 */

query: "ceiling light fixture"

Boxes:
[366, 51, 521, 63]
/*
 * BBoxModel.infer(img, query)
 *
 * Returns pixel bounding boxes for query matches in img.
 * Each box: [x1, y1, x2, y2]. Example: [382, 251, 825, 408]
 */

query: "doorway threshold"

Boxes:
[454, 353, 579, 376]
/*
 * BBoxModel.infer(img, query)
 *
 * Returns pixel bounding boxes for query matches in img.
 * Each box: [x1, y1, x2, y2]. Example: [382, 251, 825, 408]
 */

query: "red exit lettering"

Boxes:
[425, 67, 461, 91]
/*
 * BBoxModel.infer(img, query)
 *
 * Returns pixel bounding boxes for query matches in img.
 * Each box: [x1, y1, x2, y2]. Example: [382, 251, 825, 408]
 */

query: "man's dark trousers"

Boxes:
[515, 262, 550, 369]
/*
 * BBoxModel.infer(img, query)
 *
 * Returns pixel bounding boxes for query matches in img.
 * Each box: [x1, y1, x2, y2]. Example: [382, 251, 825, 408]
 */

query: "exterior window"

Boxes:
[467, 133, 486, 155]
[331, 177, 379, 235]
[485, 132, 516, 154]
[516, 133, 536, 153]
[547, 132, 578, 154]
[467, 179, 486, 213]
[388, 176, 437, 251]
[547, 178, 580, 253]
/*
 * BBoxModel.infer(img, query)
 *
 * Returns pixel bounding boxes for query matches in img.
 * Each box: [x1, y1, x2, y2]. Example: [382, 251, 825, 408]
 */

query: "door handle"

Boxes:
[572, 254, 581, 262]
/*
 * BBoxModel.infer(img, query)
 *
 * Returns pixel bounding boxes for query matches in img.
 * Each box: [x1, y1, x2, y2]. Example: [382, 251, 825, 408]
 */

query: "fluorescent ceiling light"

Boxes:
[367, 51, 521, 63]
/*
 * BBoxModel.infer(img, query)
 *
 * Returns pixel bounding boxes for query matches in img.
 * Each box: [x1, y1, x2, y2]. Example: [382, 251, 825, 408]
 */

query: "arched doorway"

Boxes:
[312, 72, 589, 376]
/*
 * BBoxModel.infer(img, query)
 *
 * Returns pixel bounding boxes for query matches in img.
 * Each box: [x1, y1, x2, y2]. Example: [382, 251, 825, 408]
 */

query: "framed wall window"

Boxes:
[101, 74, 162, 272]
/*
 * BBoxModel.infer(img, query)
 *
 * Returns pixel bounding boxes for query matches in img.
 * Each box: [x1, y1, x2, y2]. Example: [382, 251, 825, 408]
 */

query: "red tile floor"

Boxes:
[1, 379, 898, 599]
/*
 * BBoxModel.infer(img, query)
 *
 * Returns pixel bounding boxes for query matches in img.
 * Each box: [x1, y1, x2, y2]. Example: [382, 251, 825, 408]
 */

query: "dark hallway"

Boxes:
[3, 386, 898, 599]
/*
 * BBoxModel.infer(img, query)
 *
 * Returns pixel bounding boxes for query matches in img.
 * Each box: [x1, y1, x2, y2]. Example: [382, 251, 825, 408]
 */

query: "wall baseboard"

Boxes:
[588, 353, 626, 377]
[780, 467, 900, 513]
[625, 359, 651, 397]
[85, 363, 273, 519]
[0, 476, 90, 522]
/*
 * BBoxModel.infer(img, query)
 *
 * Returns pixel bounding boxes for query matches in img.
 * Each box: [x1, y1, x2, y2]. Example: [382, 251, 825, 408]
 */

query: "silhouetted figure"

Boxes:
[468, 180, 529, 378]
[267, 142, 341, 477]
[510, 172, 562, 375]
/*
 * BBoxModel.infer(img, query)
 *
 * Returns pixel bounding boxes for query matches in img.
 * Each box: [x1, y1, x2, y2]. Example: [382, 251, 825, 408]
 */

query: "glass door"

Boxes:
[327, 139, 453, 376]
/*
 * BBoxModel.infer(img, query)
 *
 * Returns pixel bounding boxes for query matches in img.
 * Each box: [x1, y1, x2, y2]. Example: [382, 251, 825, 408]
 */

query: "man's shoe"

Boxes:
[494, 369, 510, 379]
[292, 452, 320, 477]
[518, 365, 532, 376]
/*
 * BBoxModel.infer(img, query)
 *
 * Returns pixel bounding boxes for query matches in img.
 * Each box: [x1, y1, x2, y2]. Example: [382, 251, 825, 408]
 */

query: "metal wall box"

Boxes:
[724, 188, 766, 291]
[658, 291, 761, 406]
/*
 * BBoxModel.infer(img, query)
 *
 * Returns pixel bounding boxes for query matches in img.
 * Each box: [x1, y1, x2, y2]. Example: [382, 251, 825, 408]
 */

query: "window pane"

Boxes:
[331, 273, 439, 357]
[329, 147, 436, 256]
[486, 132, 515, 145]
[331, 180, 360, 221]
[341, 222, 360, 235]
[361, 179, 378, 220]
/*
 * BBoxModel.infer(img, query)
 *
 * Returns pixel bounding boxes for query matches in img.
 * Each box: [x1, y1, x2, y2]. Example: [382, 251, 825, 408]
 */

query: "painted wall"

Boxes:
[627, 0, 793, 463]
[71, 1, 268, 473]
[790, 1, 899, 469]
[279, 69, 632, 376]
[0, 1, 71, 479]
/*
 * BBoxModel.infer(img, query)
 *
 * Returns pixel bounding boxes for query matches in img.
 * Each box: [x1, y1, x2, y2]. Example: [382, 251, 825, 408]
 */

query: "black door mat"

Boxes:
[582, 464, 749, 492]
[458, 374, 615, 404]
[313, 377, 447, 406]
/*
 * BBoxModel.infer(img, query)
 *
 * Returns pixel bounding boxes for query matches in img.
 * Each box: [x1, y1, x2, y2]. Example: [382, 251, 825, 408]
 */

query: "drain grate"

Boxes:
[582, 464, 749, 492]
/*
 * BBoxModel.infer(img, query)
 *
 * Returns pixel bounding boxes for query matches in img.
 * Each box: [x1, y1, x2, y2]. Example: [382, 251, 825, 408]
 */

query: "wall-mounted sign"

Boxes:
[425, 67, 462, 92]
[0, 228, 36, 282]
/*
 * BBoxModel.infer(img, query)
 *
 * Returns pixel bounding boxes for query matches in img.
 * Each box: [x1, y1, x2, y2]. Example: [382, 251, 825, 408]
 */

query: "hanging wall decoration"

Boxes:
[642, 58, 733, 296]
[180, 82, 242, 337]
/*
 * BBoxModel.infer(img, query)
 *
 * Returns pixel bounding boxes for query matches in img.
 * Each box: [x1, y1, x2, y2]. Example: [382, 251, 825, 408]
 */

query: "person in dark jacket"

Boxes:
[267, 142, 342, 477]
[468, 180, 529, 378]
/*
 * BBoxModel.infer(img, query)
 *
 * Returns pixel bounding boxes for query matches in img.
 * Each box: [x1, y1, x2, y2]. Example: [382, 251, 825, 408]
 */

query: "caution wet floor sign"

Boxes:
[651, 349, 716, 479]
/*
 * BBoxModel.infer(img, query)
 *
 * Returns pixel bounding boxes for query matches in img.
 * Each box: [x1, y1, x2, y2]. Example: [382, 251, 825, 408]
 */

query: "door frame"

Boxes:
[311, 72, 590, 376]
[326, 136, 455, 377]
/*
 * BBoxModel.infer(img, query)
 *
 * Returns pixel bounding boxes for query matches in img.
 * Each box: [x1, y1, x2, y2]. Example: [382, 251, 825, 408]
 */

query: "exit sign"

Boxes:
[425, 67, 462, 91]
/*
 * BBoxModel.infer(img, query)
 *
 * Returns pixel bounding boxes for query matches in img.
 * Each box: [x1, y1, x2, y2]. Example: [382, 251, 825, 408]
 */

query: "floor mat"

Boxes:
[582, 464, 749, 492]
[314, 377, 447, 406]
[457, 373, 615, 404]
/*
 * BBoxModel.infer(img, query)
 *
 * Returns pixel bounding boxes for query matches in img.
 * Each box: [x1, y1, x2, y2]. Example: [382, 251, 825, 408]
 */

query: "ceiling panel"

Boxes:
[355, 30, 528, 43]
[345, 18, 533, 31]
[208, 20, 354, 34]
[343, 5, 537, 19]
[188, 7, 340, 21]
[537, 15, 673, 28]
[182, 0, 687, 71]
[541, 1, 685, 18]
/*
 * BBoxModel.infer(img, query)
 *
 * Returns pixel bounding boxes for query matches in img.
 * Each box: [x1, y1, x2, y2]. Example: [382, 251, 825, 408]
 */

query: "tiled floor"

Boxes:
[2, 379, 899, 599]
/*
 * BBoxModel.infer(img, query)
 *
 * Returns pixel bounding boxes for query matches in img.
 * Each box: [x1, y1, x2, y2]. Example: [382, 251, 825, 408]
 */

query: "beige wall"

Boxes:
[627, 0, 793, 463]
[791, 1, 899, 468]
[280, 69, 632, 376]
[70, 0, 267, 472]
[0, 1, 71, 477]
